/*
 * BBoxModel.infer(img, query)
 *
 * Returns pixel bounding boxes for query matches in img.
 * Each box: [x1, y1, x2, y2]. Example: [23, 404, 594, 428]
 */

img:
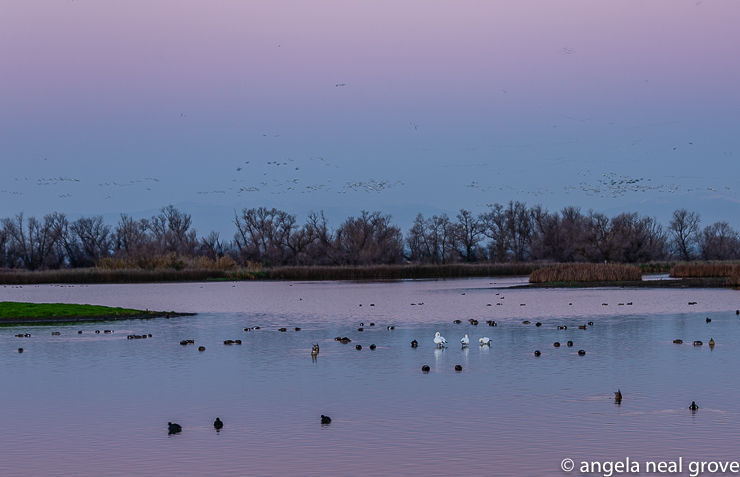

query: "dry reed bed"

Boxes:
[0, 263, 541, 285]
[669, 262, 739, 278]
[727, 265, 740, 286]
[0, 268, 228, 285]
[529, 263, 642, 283]
[257, 263, 540, 281]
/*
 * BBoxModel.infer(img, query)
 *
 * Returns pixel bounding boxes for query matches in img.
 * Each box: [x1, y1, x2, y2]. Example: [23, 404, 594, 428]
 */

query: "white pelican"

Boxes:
[460, 334, 470, 347]
[433, 332, 447, 348]
[479, 337, 491, 346]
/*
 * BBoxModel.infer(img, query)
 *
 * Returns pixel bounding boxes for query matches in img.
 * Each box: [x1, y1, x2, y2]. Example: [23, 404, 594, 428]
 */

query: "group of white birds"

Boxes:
[434, 332, 490, 348]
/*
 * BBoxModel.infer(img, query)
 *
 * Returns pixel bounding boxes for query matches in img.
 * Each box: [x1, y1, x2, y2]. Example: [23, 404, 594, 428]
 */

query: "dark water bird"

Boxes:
[312, 344, 320, 356]
[706, 317, 711, 323]
[614, 389, 622, 401]
[567, 341, 574, 347]
[522, 320, 530, 324]
[578, 349, 586, 355]
[198, 346, 206, 351]
[17, 348, 23, 353]
[588, 321, 594, 326]
[279, 328, 287, 332]
[95, 330, 100, 334]
[168, 422, 182, 434]
[358, 327, 364, 332]
[453, 320, 462, 324]
[294, 327, 301, 331]
[369, 344, 376, 350]
[234, 340, 241, 345]
[535, 322, 542, 327]
[411, 340, 418, 348]
[737, 310, 739, 315]
[689, 401, 699, 411]
[553, 342, 561, 347]
[387, 326, 395, 330]
[673, 339, 683, 344]
[693, 341, 703, 346]
[214, 418, 224, 429]
[340, 337, 351, 343]
[78, 331, 82, 334]
[51, 331, 60, 336]
[709, 338, 715, 347]
[558, 326, 567, 330]
[578, 325, 587, 330]
[356, 344, 362, 350]
[421, 365, 430, 372]
[224, 340, 234, 345]
[627, 302, 633, 305]
[454, 365, 463, 371]
[534, 350, 541, 356]
[370, 322, 375, 326]
[321, 415, 332, 424]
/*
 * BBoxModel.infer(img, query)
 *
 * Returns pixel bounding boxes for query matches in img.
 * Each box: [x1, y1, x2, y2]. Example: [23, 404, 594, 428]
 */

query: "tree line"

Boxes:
[0, 203, 737, 271]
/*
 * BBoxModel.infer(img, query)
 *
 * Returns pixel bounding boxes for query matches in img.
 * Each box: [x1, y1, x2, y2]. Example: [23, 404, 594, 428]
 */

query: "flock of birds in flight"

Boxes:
[1, 116, 735, 203]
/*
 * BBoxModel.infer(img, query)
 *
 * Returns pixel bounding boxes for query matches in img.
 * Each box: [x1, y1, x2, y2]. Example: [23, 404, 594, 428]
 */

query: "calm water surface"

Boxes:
[1, 278, 739, 476]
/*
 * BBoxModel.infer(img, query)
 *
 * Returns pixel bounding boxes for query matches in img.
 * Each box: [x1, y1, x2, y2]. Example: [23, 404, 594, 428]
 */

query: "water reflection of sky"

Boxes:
[1, 279, 739, 476]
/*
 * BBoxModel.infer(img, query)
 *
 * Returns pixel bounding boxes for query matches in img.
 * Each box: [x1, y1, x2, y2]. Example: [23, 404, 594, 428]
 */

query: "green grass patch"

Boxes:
[0, 301, 156, 321]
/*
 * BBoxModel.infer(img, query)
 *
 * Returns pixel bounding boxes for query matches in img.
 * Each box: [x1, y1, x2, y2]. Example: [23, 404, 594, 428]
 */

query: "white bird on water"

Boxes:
[479, 337, 491, 346]
[461, 334, 470, 347]
[434, 332, 447, 348]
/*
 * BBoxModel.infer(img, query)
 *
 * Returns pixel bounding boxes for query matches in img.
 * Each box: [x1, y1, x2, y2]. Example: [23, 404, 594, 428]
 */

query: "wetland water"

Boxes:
[1, 278, 739, 476]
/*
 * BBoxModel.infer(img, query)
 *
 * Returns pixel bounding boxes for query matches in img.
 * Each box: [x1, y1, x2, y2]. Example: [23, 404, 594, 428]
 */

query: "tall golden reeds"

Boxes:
[669, 262, 738, 278]
[529, 263, 642, 283]
[727, 265, 740, 286]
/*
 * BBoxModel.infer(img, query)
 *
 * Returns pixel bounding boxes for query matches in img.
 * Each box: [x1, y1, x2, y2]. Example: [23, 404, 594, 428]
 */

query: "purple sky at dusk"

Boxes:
[1, 1, 738, 235]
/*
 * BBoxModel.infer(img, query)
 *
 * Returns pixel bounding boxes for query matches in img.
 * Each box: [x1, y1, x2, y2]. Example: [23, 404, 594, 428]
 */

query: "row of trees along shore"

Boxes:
[0, 203, 738, 273]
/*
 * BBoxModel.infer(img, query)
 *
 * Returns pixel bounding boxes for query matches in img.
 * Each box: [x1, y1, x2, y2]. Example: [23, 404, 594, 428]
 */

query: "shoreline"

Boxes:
[516, 277, 732, 289]
[0, 312, 196, 325]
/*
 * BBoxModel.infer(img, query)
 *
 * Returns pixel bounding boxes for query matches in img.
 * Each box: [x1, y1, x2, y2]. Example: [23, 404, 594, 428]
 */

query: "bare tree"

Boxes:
[698, 221, 739, 260]
[114, 214, 150, 256]
[333, 211, 403, 265]
[668, 209, 701, 261]
[479, 204, 511, 263]
[1, 212, 65, 269]
[65, 216, 112, 267]
[149, 205, 197, 255]
[455, 209, 481, 262]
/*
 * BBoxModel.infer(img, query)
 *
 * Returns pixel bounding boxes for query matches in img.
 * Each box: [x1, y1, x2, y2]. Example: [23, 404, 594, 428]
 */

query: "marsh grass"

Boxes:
[0, 263, 540, 284]
[529, 263, 642, 283]
[669, 262, 740, 278]
[0, 301, 151, 320]
[255, 263, 540, 280]
[729, 265, 740, 286]
[0, 268, 229, 285]
[637, 262, 677, 274]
